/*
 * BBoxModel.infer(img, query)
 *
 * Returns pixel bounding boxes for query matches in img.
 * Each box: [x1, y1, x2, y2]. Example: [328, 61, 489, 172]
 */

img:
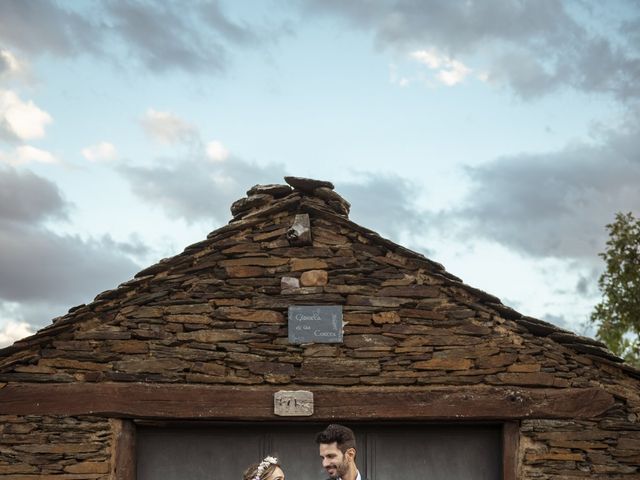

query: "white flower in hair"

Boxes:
[252, 456, 278, 480]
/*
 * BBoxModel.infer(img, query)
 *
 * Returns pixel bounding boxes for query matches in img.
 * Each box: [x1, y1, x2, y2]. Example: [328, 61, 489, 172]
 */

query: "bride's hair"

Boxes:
[243, 456, 281, 480]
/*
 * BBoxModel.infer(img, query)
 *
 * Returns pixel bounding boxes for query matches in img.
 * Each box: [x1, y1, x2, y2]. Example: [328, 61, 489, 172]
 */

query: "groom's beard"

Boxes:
[327, 458, 349, 479]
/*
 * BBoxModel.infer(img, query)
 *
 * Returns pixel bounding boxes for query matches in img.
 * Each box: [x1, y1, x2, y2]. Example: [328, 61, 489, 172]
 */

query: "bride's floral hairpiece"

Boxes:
[253, 456, 278, 480]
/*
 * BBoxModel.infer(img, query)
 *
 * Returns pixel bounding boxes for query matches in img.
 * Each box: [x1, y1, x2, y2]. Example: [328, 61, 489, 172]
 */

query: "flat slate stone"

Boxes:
[517, 316, 563, 336]
[548, 332, 608, 348]
[327, 200, 350, 216]
[314, 187, 350, 206]
[230, 194, 273, 216]
[246, 184, 292, 197]
[284, 176, 334, 192]
[565, 343, 623, 362]
[314, 186, 351, 216]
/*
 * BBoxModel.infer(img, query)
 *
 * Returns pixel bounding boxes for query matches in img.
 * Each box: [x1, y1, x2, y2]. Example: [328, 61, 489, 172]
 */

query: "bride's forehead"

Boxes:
[268, 466, 285, 479]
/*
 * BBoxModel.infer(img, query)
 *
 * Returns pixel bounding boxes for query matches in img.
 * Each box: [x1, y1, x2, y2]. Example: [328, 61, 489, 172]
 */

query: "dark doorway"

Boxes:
[137, 423, 502, 480]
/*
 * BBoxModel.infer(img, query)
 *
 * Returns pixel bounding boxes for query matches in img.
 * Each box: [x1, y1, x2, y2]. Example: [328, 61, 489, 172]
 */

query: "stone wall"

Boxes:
[0, 415, 112, 479]
[520, 417, 640, 478]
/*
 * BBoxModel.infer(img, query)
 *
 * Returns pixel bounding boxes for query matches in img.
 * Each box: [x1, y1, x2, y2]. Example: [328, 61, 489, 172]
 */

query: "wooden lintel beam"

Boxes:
[0, 384, 614, 421]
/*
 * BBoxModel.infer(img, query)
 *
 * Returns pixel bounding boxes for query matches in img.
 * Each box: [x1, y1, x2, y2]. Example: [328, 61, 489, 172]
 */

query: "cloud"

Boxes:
[105, 1, 228, 73]
[540, 313, 574, 332]
[206, 140, 230, 162]
[449, 117, 640, 260]
[300, 0, 640, 101]
[133, 109, 430, 244]
[119, 157, 287, 224]
[0, 145, 59, 166]
[0, 167, 144, 325]
[0, 51, 11, 76]
[0, 166, 68, 224]
[197, 1, 261, 46]
[0, 300, 64, 343]
[0, 0, 100, 57]
[132, 109, 287, 223]
[0, 320, 34, 348]
[141, 109, 200, 145]
[338, 174, 429, 242]
[0, 223, 142, 304]
[0, 90, 52, 141]
[105, 1, 289, 73]
[0, 1, 287, 75]
[575, 268, 600, 297]
[81, 141, 117, 162]
[129, 107, 430, 236]
[0, 49, 23, 77]
[410, 48, 472, 86]
[300, 0, 578, 53]
[0, 227, 147, 345]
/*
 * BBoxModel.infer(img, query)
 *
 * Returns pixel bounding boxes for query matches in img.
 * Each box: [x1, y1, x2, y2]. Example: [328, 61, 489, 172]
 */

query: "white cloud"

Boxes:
[140, 108, 198, 145]
[0, 89, 52, 140]
[0, 320, 33, 347]
[411, 49, 444, 69]
[437, 59, 471, 86]
[0, 49, 23, 76]
[1, 145, 58, 166]
[206, 140, 229, 162]
[81, 141, 117, 162]
[410, 49, 472, 86]
[16, 146, 57, 165]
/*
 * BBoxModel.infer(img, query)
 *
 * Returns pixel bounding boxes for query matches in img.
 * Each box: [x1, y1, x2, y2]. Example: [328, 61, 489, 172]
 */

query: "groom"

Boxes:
[316, 424, 365, 480]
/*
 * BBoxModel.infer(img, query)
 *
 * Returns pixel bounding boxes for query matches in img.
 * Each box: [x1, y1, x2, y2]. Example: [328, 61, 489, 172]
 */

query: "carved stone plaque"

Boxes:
[286, 214, 312, 246]
[274, 390, 314, 416]
[288, 305, 343, 344]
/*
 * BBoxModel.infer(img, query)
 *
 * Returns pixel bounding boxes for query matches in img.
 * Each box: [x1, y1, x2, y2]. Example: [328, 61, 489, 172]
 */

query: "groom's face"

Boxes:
[319, 442, 353, 479]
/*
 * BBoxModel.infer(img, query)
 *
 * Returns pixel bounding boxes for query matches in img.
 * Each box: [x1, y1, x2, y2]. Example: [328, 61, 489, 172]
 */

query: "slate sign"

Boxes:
[288, 305, 343, 344]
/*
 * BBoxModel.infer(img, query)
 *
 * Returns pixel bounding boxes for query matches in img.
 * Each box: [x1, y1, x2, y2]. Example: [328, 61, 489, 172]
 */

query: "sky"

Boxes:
[1, 0, 639, 347]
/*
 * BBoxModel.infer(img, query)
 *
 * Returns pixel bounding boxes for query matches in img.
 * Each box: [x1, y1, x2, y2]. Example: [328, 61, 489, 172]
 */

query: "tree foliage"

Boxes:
[591, 212, 640, 367]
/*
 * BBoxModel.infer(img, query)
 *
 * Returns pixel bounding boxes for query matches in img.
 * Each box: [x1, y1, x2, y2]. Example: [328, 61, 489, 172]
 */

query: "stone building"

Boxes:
[1, 177, 639, 479]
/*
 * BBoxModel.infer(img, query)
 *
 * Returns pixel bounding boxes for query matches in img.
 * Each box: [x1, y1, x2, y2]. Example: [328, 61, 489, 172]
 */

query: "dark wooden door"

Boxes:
[137, 423, 501, 480]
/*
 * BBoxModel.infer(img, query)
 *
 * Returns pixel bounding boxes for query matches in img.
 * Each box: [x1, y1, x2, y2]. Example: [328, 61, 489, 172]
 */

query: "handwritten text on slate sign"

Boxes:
[288, 305, 343, 344]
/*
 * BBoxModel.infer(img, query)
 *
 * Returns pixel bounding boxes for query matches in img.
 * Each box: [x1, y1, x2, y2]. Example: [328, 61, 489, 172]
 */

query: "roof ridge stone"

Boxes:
[231, 177, 350, 221]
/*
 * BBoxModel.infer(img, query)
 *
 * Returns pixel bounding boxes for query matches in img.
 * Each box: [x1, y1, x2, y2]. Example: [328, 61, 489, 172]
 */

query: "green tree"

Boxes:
[591, 212, 640, 367]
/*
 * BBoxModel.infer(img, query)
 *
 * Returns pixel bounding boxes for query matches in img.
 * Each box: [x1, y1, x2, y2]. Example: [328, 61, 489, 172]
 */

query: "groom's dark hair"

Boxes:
[315, 424, 356, 453]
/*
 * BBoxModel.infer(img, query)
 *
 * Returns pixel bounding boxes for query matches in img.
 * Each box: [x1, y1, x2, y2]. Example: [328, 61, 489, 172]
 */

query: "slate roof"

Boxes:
[2, 176, 638, 380]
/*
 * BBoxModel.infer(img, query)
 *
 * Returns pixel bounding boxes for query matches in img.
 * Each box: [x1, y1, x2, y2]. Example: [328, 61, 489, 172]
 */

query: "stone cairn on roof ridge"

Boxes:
[229, 176, 351, 220]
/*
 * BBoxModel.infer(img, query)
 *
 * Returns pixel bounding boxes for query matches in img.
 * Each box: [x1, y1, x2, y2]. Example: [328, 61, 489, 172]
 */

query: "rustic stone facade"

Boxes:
[1, 177, 639, 479]
[0, 415, 112, 478]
